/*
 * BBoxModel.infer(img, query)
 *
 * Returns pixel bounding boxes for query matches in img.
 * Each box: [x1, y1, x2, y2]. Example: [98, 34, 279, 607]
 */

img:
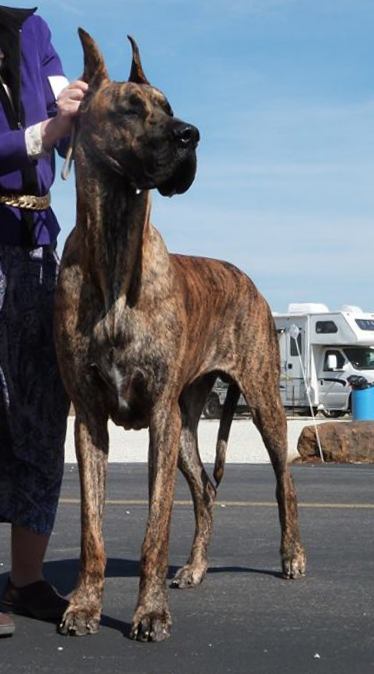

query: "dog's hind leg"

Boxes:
[171, 375, 217, 589]
[244, 382, 306, 579]
[59, 413, 109, 636]
[213, 382, 240, 486]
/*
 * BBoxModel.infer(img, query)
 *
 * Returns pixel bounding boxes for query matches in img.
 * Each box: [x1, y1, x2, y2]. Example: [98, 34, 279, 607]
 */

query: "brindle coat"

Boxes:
[55, 30, 306, 642]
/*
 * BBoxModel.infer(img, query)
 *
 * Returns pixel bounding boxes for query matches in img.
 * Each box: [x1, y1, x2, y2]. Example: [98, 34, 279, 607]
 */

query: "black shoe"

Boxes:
[1, 578, 69, 622]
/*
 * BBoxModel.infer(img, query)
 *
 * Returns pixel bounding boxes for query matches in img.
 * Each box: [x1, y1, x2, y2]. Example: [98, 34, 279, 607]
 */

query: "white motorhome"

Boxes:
[273, 303, 374, 417]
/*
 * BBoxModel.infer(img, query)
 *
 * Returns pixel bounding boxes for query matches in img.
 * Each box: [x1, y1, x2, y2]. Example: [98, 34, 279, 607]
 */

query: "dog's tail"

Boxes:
[213, 383, 241, 486]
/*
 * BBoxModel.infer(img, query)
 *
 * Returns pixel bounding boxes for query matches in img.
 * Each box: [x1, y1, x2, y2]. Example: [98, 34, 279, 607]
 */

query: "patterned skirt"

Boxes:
[0, 245, 69, 535]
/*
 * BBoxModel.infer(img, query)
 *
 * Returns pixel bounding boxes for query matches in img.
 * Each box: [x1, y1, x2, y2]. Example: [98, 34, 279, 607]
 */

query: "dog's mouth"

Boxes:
[157, 152, 197, 197]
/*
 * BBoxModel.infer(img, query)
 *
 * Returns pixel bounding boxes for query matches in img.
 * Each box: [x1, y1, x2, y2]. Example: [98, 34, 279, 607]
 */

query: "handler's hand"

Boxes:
[41, 79, 88, 150]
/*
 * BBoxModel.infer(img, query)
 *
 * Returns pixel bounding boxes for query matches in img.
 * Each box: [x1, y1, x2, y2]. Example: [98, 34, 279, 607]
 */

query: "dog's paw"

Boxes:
[170, 562, 207, 589]
[282, 543, 306, 579]
[130, 608, 171, 642]
[58, 606, 100, 637]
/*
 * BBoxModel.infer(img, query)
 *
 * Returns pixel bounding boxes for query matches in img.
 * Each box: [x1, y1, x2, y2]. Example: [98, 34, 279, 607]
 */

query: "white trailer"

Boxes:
[273, 303, 374, 417]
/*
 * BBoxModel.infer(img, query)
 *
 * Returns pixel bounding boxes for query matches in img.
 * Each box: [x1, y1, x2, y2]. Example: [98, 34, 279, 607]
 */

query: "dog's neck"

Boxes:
[74, 147, 169, 314]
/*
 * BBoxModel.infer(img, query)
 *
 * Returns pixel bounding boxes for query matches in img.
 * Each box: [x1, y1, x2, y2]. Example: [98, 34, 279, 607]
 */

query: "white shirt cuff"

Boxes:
[25, 122, 45, 158]
[25, 77, 70, 159]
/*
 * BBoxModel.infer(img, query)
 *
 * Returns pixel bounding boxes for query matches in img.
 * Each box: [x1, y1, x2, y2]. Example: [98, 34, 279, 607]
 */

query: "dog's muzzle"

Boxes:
[157, 121, 200, 197]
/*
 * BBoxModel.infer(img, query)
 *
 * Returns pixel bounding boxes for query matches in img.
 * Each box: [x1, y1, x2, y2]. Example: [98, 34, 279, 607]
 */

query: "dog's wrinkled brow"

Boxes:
[102, 86, 146, 118]
[105, 84, 173, 120]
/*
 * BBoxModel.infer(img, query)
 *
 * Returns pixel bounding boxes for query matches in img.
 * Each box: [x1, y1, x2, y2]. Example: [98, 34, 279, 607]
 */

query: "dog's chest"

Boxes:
[87, 315, 170, 429]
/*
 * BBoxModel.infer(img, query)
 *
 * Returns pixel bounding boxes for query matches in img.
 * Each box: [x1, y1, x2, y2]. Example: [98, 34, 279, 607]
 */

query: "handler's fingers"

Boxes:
[57, 80, 89, 117]
[61, 79, 88, 94]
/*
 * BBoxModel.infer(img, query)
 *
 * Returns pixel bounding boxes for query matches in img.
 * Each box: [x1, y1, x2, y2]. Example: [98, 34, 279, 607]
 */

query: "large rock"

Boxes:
[296, 421, 374, 463]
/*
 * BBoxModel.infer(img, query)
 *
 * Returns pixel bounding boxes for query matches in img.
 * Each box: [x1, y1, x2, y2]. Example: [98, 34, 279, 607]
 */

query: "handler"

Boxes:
[0, 5, 87, 636]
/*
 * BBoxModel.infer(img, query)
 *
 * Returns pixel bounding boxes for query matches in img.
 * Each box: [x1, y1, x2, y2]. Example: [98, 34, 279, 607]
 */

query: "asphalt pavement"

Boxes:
[1, 463, 374, 674]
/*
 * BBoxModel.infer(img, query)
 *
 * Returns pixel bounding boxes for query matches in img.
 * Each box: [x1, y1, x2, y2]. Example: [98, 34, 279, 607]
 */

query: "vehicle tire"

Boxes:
[203, 393, 221, 419]
[298, 407, 318, 417]
[321, 409, 346, 419]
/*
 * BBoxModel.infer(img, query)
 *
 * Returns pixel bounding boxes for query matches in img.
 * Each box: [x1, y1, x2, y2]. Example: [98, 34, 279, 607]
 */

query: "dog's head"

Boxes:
[77, 29, 199, 197]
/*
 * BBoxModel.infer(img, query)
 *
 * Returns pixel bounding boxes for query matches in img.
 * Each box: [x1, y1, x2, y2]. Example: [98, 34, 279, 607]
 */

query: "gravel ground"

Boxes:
[64, 415, 346, 464]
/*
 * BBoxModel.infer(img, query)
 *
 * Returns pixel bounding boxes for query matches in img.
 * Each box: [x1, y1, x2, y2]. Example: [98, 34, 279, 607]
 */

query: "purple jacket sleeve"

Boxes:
[0, 130, 29, 176]
[38, 17, 70, 158]
[0, 15, 68, 177]
[38, 16, 64, 81]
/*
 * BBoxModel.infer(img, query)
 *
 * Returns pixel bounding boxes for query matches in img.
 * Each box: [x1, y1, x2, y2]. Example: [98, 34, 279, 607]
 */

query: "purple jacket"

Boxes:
[0, 7, 67, 247]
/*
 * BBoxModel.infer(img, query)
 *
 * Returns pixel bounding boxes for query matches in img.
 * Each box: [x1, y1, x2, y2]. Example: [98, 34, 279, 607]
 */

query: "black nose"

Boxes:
[172, 122, 200, 148]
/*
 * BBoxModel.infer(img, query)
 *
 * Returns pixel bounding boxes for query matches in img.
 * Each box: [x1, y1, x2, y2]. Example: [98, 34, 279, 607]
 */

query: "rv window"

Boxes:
[316, 321, 338, 334]
[343, 347, 374, 370]
[290, 333, 302, 356]
[323, 350, 345, 370]
[355, 319, 374, 331]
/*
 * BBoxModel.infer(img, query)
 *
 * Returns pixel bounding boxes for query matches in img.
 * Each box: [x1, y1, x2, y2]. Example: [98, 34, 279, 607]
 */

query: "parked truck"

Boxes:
[273, 303, 374, 417]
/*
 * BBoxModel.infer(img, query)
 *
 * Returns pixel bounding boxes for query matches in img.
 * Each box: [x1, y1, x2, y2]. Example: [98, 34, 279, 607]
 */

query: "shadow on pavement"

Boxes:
[0, 559, 282, 640]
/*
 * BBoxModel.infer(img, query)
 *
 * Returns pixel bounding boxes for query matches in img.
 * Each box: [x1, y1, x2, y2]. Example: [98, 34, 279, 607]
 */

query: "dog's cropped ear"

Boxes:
[127, 35, 149, 84]
[78, 27, 109, 86]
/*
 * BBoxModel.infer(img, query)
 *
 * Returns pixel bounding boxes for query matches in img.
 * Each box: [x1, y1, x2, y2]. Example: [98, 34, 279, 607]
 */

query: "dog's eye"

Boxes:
[126, 96, 145, 115]
[111, 93, 146, 119]
[108, 105, 141, 121]
[125, 108, 141, 117]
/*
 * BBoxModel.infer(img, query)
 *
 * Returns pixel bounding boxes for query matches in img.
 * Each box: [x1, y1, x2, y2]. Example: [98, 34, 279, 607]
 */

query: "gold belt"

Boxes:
[0, 192, 51, 210]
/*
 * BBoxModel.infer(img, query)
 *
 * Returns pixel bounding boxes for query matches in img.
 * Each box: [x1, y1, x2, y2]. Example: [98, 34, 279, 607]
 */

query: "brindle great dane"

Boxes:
[55, 29, 306, 642]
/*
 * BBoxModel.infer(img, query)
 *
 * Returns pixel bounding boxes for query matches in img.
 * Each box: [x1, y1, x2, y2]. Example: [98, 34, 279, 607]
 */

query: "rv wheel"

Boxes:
[321, 409, 346, 419]
[298, 407, 318, 417]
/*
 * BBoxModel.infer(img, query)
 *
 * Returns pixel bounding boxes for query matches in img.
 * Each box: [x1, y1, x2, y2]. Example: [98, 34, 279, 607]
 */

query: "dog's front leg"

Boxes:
[59, 414, 109, 636]
[130, 402, 181, 642]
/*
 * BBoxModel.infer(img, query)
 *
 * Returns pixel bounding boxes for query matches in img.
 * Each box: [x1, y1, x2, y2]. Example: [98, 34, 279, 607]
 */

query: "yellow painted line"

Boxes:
[60, 498, 374, 510]
[298, 502, 374, 510]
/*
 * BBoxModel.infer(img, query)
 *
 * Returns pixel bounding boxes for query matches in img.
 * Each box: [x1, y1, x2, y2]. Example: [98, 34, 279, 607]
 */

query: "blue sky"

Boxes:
[33, 0, 374, 312]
